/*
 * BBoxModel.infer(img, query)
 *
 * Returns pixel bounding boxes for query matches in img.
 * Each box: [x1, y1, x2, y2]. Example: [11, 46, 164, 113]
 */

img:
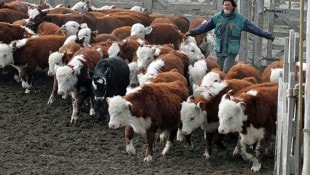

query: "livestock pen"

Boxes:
[0, 0, 308, 174]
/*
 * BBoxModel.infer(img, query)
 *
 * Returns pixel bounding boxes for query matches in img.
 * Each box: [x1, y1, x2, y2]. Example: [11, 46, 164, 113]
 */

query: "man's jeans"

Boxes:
[216, 53, 237, 73]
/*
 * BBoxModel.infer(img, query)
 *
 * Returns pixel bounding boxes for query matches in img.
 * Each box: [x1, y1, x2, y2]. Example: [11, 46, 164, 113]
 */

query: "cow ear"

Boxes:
[88, 69, 93, 78]
[226, 90, 235, 96]
[238, 102, 246, 115]
[103, 67, 111, 77]
[145, 26, 153, 35]
[197, 101, 205, 110]
[224, 93, 231, 100]
[186, 95, 194, 102]
[126, 101, 132, 111]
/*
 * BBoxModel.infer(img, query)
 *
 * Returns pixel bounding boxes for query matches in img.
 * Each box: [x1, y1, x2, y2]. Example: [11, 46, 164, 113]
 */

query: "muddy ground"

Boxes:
[0, 69, 275, 175]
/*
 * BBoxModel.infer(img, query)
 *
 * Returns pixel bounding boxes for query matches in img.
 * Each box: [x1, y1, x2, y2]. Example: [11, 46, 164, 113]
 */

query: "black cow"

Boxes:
[89, 56, 130, 122]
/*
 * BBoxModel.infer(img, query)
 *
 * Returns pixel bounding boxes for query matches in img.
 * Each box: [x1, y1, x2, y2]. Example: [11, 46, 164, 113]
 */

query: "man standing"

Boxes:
[185, 0, 275, 73]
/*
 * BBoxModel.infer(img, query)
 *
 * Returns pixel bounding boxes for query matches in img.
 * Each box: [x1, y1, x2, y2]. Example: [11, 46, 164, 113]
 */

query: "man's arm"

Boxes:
[243, 19, 275, 41]
[187, 18, 215, 36]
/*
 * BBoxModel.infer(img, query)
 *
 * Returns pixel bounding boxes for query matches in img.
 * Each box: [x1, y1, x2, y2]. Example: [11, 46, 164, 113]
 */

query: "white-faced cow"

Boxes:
[56, 47, 102, 123]
[89, 56, 130, 122]
[0, 35, 66, 93]
[108, 80, 188, 162]
[180, 78, 257, 159]
[218, 83, 278, 172]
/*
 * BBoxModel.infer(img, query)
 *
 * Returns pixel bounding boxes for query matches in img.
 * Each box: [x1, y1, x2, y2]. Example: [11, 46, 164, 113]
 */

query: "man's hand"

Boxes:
[270, 35, 275, 41]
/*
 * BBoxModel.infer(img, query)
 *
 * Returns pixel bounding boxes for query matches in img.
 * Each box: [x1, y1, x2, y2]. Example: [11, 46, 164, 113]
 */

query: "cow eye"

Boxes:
[117, 111, 121, 115]
[190, 116, 195, 121]
[228, 116, 233, 120]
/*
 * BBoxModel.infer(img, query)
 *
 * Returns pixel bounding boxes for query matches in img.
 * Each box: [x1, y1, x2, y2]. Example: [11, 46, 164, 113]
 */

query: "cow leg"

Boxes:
[125, 124, 136, 155]
[144, 129, 157, 162]
[204, 131, 213, 159]
[250, 136, 270, 172]
[236, 136, 254, 161]
[162, 128, 177, 156]
[214, 131, 226, 151]
[71, 97, 79, 123]
[47, 76, 58, 105]
[88, 96, 95, 116]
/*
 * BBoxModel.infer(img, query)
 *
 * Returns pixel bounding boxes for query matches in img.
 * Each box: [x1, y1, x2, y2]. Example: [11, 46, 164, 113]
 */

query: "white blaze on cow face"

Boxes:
[0, 43, 14, 68]
[107, 43, 120, 58]
[60, 21, 81, 36]
[108, 95, 151, 135]
[218, 95, 247, 134]
[56, 66, 78, 96]
[27, 7, 40, 19]
[180, 101, 207, 135]
[48, 51, 65, 76]
[200, 71, 222, 88]
[78, 27, 92, 45]
[179, 42, 204, 64]
[130, 23, 152, 37]
[188, 59, 208, 87]
[136, 46, 160, 69]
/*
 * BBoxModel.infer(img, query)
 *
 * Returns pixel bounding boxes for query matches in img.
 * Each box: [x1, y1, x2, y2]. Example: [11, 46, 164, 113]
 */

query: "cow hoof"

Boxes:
[25, 89, 31, 94]
[251, 163, 261, 172]
[232, 147, 239, 156]
[143, 155, 152, 162]
[89, 108, 95, 116]
[126, 144, 136, 156]
[203, 152, 211, 159]
[47, 97, 54, 105]
[71, 116, 78, 124]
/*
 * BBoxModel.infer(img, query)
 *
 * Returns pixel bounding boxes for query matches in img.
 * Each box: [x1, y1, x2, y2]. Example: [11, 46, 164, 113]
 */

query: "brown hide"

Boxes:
[0, 0, 28, 14]
[150, 14, 189, 33]
[111, 26, 131, 40]
[0, 22, 32, 44]
[0, 8, 27, 23]
[144, 23, 183, 50]
[225, 62, 263, 83]
[148, 69, 187, 87]
[37, 22, 63, 35]
[93, 33, 120, 43]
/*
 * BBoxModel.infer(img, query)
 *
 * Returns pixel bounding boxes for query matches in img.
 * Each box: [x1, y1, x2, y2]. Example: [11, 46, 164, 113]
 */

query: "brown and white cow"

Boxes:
[108, 80, 189, 162]
[180, 78, 257, 159]
[261, 58, 284, 82]
[47, 43, 82, 104]
[56, 47, 102, 123]
[0, 22, 35, 44]
[218, 83, 278, 172]
[0, 35, 66, 93]
[130, 23, 183, 50]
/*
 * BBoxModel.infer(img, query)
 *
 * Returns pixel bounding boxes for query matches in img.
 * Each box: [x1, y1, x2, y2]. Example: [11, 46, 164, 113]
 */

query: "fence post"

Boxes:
[237, 0, 250, 62]
[252, 0, 264, 69]
[143, 0, 153, 13]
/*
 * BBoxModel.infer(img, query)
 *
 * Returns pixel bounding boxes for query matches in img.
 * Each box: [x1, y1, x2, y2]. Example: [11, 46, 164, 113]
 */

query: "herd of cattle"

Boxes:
[0, 0, 304, 173]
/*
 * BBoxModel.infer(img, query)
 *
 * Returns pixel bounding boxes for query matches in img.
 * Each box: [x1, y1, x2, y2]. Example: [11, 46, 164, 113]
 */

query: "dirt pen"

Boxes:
[1, 0, 308, 174]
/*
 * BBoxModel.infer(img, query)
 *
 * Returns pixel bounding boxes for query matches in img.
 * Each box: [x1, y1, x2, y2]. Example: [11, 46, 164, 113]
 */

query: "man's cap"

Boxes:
[223, 0, 237, 7]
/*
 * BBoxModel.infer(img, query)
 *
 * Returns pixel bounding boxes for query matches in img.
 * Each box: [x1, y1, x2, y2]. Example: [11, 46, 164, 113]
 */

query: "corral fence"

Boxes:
[35, 0, 306, 70]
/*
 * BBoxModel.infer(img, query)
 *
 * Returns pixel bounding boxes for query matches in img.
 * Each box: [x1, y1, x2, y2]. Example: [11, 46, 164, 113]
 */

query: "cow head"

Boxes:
[136, 45, 160, 69]
[48, 51, 66, 76]
[107, 42, 121, 58]
[179, 42, 204, 64]
[0, 43, 14, 68]
[71, 0, 90, 13]
[217, 94, 247, 134]
[130, 23, 152, 38]
[180, 98, 207, 135]
[60, 21, 81, 36]
[56, 66, 79, 96]
[107, 95, 133, 129]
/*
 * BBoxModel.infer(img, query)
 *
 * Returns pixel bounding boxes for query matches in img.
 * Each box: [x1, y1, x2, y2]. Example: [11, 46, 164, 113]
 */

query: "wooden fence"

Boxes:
[275, 29, 304, 175]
